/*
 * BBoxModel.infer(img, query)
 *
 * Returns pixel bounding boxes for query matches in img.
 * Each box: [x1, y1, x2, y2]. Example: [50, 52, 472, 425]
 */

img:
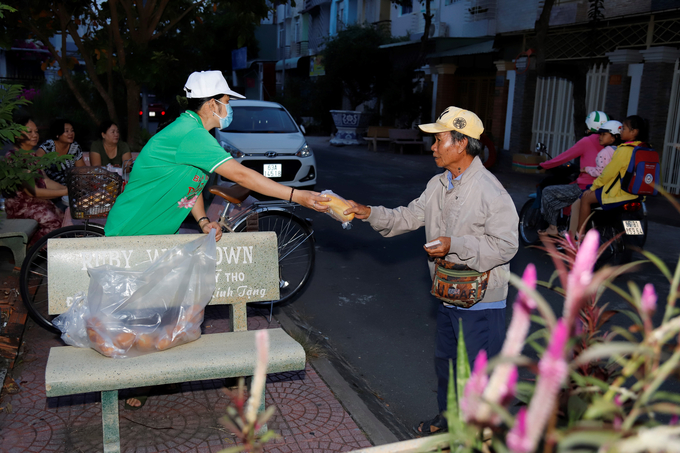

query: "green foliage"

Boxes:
[0, 84, 31, 144]
[0, 148, 72, 194]
[321, 24, 390, 110]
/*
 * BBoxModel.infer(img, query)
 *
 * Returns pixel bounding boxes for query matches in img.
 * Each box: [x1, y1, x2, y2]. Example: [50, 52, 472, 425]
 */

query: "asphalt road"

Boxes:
[277, 136, 680, 439]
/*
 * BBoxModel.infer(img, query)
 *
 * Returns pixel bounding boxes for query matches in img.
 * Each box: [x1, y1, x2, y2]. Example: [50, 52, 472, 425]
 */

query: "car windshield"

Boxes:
[222, 106, 298, 133]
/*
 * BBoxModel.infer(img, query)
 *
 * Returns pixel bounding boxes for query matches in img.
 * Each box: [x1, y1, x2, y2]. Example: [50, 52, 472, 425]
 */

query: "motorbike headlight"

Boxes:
[221, 141, 244, 158]
[296, 143, 313, 158]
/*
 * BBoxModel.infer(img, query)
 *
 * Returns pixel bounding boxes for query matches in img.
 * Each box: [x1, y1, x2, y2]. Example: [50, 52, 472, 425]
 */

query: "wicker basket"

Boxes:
[67, 167, 123, 219]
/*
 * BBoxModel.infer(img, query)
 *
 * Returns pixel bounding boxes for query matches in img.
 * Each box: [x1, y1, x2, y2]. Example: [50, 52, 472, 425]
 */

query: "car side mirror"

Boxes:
[299, 124, 306, 134]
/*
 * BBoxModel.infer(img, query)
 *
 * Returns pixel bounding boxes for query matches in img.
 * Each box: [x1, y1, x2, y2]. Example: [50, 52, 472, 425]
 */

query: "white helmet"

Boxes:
[585, 111, 610, 133]
[598, 120, 623, 136]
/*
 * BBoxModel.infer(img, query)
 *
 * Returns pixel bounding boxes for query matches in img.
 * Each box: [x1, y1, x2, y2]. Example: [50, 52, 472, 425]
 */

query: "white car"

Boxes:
[214, 100, 316, 189]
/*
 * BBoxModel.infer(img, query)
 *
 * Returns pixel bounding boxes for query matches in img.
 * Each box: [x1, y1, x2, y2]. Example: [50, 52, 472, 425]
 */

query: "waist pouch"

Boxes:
[430, 260, 490, 308]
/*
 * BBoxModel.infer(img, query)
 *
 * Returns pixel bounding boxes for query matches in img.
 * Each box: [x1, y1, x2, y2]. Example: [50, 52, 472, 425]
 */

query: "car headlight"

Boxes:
[221, 141, 244, 158]
[296, 143, 313, 158]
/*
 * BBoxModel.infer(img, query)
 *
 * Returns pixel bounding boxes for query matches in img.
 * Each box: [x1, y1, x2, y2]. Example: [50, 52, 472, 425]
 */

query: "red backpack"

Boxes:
[616, 145, 660, 196]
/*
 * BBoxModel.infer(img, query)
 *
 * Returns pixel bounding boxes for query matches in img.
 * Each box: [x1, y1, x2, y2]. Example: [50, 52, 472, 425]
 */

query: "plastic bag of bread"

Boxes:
[319, 189, 354, 229]
[52, 230, 216, 358]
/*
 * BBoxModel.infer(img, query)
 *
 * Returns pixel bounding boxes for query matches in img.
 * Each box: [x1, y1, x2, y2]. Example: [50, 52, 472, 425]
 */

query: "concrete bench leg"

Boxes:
[101, 390, 121, 453]
[1, 236, 28, 266]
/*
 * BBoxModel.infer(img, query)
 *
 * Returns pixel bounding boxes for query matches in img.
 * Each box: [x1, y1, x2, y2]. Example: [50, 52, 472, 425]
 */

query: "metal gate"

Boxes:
[662, 58, 680, 195]
[531, 64, 609, 157]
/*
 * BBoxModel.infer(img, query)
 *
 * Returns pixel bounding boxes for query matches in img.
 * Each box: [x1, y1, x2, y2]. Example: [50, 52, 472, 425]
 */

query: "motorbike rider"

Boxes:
[566, 120, 622, 235]
[576, 115, 650, 233]
[536, 111, 610, 237]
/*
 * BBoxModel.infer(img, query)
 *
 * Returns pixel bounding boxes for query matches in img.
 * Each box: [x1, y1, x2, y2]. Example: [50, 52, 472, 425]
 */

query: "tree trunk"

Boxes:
[531, 0, 556, 77]
[125, 80, 141, 150]
[418, 0, 433, 65]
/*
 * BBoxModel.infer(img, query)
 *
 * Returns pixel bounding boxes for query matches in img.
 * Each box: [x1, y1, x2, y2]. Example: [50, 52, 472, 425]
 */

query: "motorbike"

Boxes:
[518, 143, 648, 266]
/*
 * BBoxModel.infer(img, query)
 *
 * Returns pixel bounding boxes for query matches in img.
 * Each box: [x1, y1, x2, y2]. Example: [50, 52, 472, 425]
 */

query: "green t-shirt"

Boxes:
[105, 112, 232, 236]
[90, 139, 132, 166]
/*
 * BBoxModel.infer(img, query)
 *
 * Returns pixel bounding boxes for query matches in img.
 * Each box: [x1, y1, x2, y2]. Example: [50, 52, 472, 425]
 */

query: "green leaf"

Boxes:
[568, 395, 590, 426]
[456, 318, 471, 422]
[530, 314, 547, 327]
[557, 430, 622, 453]
[583, 397, 620, 420]
[609, 325, 641, 343]
[613, 309, 643, 328]
[646, 402, 680, 415]
[639, 249, 672, 281]
[651, 391, 680, 405]
[640, 349, 680, 405]
[509, 273, 557, 328]
[572, 342, 652, 367]
[514, 381, 535, 404]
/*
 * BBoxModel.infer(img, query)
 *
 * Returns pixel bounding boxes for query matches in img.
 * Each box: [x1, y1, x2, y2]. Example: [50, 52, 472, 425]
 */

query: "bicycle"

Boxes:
[208, 183, 315, 319]
[20, 180, 315, 332]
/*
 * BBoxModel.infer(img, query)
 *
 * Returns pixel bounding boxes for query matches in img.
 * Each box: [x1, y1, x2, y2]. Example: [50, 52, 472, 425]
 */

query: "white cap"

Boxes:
[183, 70, 246, 99]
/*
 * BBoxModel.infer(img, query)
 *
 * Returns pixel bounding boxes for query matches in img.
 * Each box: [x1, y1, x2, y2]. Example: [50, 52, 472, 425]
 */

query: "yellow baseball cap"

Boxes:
[418, 106, 484, 140]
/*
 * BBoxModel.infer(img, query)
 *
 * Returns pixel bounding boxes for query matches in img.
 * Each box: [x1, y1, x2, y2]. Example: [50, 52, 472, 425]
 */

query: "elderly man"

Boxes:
[346, 107, 519, 435]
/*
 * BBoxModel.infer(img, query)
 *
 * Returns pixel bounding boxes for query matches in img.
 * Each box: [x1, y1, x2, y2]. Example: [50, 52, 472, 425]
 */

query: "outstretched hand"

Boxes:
[293, 190, 331, 212]
[344, 200, 371, 220]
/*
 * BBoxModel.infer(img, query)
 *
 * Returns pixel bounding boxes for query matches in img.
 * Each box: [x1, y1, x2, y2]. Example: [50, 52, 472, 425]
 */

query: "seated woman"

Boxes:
[4, 116, 67, 246]
[537, 111, 610, 237]
[576, 115, 649, 233]
[36, 118, 86, 185]
[89, 120, 132, 167]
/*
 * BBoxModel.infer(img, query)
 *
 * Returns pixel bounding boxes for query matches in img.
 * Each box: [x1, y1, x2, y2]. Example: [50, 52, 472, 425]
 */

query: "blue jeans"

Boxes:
[435, 304, 506, 413]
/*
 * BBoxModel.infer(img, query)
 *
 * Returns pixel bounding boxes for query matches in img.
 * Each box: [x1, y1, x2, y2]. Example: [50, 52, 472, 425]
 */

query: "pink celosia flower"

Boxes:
[475, 266, 536, 424]
[502, 264, 537, 357]
[461, 351, 489, 422]
[671, 415, 679, 426]
[245, 330, 269, 428]
[506, 320, 569, 453]
[641, 284, 657, 314]
[507, 407, 532, 453]
[563, 230, 600, 330]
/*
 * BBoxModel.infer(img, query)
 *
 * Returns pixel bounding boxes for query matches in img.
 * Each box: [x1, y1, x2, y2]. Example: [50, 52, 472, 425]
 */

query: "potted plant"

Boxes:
[321, 25, 389, 146]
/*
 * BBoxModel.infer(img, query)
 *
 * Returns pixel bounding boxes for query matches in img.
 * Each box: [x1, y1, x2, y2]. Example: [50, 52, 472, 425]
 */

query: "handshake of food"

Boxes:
[319, 190, 354, 229]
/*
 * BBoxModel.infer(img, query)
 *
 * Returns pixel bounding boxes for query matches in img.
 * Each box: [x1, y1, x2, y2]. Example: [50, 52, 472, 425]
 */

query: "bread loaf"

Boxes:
[320, 193, 355, 223]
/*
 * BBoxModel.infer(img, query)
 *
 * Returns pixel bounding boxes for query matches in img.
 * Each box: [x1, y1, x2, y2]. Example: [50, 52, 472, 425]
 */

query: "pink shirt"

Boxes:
[540, 134, 603, 189]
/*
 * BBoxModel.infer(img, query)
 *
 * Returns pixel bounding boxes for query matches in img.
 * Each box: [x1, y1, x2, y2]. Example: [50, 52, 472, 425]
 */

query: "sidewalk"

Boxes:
[0, 246, 375, 452]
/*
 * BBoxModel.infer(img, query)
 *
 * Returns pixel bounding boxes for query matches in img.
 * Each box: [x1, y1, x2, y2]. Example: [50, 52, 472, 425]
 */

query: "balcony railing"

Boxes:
[290, 41, 309, 57]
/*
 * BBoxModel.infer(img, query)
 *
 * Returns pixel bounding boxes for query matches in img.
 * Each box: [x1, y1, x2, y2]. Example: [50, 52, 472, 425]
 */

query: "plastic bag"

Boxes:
[319, 189, 354, 229]
[53, 230, 217, 358]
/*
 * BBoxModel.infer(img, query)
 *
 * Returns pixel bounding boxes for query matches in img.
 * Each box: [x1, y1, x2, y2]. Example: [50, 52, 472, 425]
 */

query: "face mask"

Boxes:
[213, 100, 233, 129]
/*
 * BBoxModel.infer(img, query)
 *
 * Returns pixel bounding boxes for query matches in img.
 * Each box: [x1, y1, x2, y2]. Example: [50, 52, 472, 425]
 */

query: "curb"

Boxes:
[275, 308, 406, 445]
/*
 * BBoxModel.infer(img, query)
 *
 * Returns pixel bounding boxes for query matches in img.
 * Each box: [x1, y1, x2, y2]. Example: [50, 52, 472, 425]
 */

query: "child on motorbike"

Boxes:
[575, 115, 649, 233]
[537, 111, 609, 237]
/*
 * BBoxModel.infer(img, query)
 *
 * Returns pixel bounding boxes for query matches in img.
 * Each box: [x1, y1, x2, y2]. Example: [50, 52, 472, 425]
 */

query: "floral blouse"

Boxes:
[39, 139, 83, 185]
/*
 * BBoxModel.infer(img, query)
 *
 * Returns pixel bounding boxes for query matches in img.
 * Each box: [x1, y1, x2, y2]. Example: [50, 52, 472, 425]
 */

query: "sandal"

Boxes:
[414, 413, 447, 436]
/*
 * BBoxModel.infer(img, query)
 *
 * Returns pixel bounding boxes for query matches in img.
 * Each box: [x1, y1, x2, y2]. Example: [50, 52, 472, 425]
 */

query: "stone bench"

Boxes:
[0, 217, 39, 266]
[388, 129, 425, 154]
[44, 232, 306, 453]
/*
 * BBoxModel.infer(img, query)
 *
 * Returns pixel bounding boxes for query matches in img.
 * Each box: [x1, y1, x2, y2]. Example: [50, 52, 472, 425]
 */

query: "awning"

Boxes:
[428, 40, 496, 58]
[275, 57, 303, 71]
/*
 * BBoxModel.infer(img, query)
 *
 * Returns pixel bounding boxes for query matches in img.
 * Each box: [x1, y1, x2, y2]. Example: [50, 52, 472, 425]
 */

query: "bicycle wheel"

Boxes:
[20, 224, 106, 333]
[519, 199, 542, 246]
[234, 211, 315, 305]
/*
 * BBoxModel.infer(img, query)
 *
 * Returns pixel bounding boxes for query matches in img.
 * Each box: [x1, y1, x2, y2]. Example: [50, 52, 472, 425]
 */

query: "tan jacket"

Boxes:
[366, 156, 519, 304]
